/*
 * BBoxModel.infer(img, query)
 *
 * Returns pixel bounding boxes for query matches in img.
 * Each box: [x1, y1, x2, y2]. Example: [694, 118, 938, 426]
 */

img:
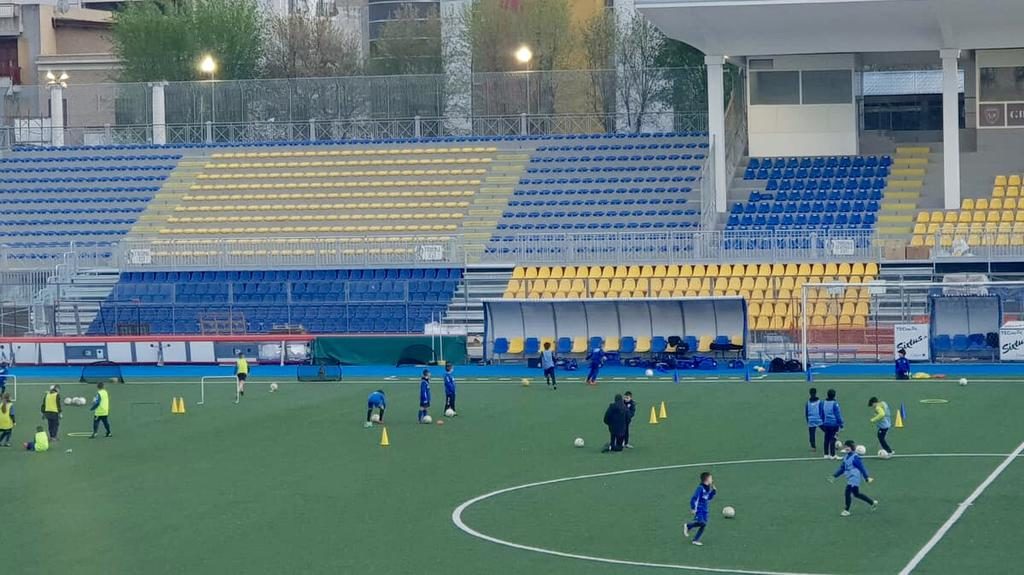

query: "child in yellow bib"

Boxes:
[0, 392, 14, 447]
[24, 425, 48, 452]
[90, 382, 111, 439]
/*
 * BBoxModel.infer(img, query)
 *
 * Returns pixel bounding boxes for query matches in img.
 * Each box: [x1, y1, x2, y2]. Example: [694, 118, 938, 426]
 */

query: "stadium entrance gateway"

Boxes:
[637, 0, 1024, 212]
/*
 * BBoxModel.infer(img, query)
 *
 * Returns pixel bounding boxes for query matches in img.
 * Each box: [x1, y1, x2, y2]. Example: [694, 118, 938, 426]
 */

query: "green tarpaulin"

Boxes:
[312, 336, 467, 365]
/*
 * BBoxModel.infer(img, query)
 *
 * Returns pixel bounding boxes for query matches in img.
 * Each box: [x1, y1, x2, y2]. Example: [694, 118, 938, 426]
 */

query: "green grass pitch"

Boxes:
[5, 376, 1024, 575]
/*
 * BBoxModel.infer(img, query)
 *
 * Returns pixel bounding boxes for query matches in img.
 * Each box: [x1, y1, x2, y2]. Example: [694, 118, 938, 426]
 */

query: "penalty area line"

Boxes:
[897, 440, 1024, 575]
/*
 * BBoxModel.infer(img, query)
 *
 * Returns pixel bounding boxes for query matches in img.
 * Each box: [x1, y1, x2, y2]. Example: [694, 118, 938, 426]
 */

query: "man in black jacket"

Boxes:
[603, 394, 631, 452]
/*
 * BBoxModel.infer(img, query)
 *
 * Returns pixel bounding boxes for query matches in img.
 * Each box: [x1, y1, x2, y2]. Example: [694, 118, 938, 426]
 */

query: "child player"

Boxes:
[585, 346, 606, 386]
[443, 363, 457, 416]
[683, 472, 717, 546]
[622, 391, 636, 449]
[895, 348, 911, 380]
[868, 397, 894, 455]
[366, 389, 386, 424]
[820, 389, 844, 459]
[0, 392, 13, 447]
[540, 342, 557, 389]
[89, 382, 111, 439]
[235, 352, 249, 400]
[418, 369, 431, 423]
[806, 387, 823, 452]
[24, 425, 49, 452]
[830, 440, 877, 516]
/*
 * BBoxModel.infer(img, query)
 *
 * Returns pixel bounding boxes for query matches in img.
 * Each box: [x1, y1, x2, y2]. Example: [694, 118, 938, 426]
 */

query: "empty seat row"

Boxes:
[734, 200, 880, 215]
[531, 153, 702, 164]
[512, 262, 878, 280]
[535, 139, 708, 152]
[495, 220, 698, 233]
[514, 186, 692, 197]
[520, 176, 698, 185]
[209, 157, 491, 169]
[0, 175, 166, 184]
[525, 164, 703, 175]
[745, 189, 882, 204]
[0, 165, 174, 174]
[188, 179, 480, 192]
[746, 167, 889, 180]
[121, 268, 462, 283]
[748, 156, 892, 170]
[509, 198, 688, 208]
[0, 154, 180, 164]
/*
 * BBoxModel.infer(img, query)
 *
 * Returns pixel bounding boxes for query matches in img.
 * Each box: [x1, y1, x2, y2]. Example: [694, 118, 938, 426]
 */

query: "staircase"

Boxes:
[873, 263, 935, 323]
[442, 266, 515, 359]
[36, 268, 120, 335]
[875, 145, 932, 240]
[461, 152, 530, 264]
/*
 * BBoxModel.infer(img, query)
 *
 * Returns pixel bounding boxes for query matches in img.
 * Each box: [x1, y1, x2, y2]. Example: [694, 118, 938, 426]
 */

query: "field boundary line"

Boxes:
[453, 453, 1023, 575]
[897, 441, 1024, 575]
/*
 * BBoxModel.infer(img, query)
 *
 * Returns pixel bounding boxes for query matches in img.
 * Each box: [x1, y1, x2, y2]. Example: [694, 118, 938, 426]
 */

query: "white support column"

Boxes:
[940, 49, 961, 210]
[49, 85, 64, 147]
[151, 82, 167, 145]
[706, 55, 728, 213]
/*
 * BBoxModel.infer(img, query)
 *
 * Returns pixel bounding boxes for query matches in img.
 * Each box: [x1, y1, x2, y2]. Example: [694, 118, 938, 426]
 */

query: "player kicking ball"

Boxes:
[683, 472, 716, 546]
[829, 440, 878, 516]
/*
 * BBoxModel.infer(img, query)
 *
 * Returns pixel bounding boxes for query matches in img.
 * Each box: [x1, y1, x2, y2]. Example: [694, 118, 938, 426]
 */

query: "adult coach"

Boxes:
[40, 385, 62, 441]
[235, 353, 249, 399]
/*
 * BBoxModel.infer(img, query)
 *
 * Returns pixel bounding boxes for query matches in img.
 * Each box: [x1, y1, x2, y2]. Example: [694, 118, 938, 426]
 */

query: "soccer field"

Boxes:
[6, 374, 1024, 575]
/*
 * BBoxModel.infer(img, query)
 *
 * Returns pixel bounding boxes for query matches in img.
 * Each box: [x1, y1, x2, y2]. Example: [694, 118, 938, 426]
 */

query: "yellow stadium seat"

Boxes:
[916, 212, 929, 223]
[972, 211, 986, 223]
[601, 266, 616, 279]
[605, 337, 620, 352]
[653, 265, 667, 278]
[707, 264, 720, 277]
[1011, 175, 1022, 187]
[910, 235, 924, 247]
[610, 278, 624, 292]
[996, 175, 1008, 187]
[988, 211, 1000, 222]
[977, 198, 989, 210]
[550, 267, 563, 280]
[993, 186, 1006, 197]
[614, 266, 628, 279]
[913, 223, 927, 235]
[572, 337, 588, 354]
[1010, 186, 1021, 198]
[795, 263, 810, 276]
[635, 337, 651, 353]
[719, 264, 732, 277]
[1002, 211, 1015, 223]
[674, 264, 687, 277]
[640, 265, 654, 278]
[508, 338, 525, 354]
[961, 198, 975, 211]
[524, 267, 538, 279]
[698, 336, 714, 352]
[1006, 198, 1018, 210]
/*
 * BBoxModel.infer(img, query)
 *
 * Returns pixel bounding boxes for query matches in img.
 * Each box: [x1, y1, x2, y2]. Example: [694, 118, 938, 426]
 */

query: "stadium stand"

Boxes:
[729, 155, 891, 236]
[911, 172, 1024, 248]
[0, 152, 179, 262]
[88, 268, 463, 335]
[503, 262, 878, 330]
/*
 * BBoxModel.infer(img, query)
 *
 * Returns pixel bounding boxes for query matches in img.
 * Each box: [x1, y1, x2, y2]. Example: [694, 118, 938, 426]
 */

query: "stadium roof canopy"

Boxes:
[636, 0, 1024, 56]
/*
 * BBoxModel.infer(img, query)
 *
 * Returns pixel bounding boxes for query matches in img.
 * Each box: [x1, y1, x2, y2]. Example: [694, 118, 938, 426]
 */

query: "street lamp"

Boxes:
[45, 70, 69, 88]
[198, 55, 217, 126]
[514, 46, 533, 117]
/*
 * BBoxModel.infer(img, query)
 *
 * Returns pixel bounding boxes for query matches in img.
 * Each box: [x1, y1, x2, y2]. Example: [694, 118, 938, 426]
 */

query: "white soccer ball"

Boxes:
[370, 413, 381, 423]
[722, 506, 736, 519]
[959, 377, 968, 386]
[64, 397, 73, 406]
[269, 383, 279, 392]
[855, 445, 866, 456]
[573, 437, 585, 448]
[834, 439, 843, 450]
[644, 369, 654, 377]
[444, 408, 455, 417]
[754, 365, 766, 373]
[421, 415, 432, 424]
[520, 378, 530, 386]
[877, 449, 891, 459]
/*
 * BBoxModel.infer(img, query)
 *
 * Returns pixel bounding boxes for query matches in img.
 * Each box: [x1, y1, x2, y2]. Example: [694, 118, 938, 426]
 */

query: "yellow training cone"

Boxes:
[659, 401, 668, 419]
[177, 397, 186, 415]
[894, 410, 904, 428]
[649, 405, 659, 424]
[380, 427, 390, 447]
[171, 397, 179, 414]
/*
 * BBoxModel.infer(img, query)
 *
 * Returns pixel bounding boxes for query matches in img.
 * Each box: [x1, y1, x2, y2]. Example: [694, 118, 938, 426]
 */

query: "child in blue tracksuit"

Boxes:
[367, 389, 386, 423]
[831, 440, 877, 516]
[806, 387, 823, 451]
[0, 363, 8, 396]
[683, 472, 716, 546]
[820, 389, 844, 459]
[418, 369, 431, 422]
[895, 349, 911, 380]
[585, 347, 606, 386]
[443, 363, 457, 415]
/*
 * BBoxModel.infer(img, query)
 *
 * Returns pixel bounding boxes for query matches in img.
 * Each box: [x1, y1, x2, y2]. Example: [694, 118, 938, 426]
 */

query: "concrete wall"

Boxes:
[748, 54, 858, 157]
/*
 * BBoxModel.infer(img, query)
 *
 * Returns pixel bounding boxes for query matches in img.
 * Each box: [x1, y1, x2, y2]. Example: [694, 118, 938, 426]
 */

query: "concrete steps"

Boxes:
[875, 145, 933, 241]
[461, 158, 530, 264]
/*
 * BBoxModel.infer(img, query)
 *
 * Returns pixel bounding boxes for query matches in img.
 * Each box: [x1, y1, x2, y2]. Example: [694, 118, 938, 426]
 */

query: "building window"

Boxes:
[750, 71, 800, 106]
[801, 70, 852, 105]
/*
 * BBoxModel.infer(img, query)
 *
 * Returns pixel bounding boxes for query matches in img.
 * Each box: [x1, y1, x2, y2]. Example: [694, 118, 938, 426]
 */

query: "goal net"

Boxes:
[80, 361, 125, 384]
[787, 278, 1024, 370]
[297, 363, 343, 382]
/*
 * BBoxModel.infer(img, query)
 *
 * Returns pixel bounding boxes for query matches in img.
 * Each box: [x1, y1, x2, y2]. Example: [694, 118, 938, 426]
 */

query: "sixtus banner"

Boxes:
[894, 323, 930, 361]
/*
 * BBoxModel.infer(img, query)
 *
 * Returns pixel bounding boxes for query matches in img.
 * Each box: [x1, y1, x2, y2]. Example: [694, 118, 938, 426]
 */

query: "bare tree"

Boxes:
[263, 9, 362, 79]
[369, 4, 443, 76]
[614, 13, 667, 133]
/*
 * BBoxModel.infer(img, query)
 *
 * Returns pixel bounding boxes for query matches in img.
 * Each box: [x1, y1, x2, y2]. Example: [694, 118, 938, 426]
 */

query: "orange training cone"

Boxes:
[380, 427, 390, 447]
[659, 401, 668, 419]
[649, 405, 659, 424]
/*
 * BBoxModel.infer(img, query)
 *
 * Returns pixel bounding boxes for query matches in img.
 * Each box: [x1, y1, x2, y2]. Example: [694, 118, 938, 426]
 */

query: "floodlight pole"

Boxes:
[801, 283, 809, 371]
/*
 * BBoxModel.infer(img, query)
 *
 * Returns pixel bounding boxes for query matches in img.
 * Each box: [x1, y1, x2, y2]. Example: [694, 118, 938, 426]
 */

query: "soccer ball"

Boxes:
[834, 439, 843, 450]
[722, 506, 736, 519]
[79, 397, 88, 406]
[754, 365, 766, 373]
[64, 397, 73, 406]
[573, 437, 585, 448]
[855, 445, 866, 455]
[421, 415, 432, 424]
[644, 369, 654, 377]
[959, 377, 968, 386]
[370, 413, 381, 423]
[520, 378, 530, 386]
[444, 408, 455, 417]
[269, 383, 278, 392]
[878, 449, 891, 459]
